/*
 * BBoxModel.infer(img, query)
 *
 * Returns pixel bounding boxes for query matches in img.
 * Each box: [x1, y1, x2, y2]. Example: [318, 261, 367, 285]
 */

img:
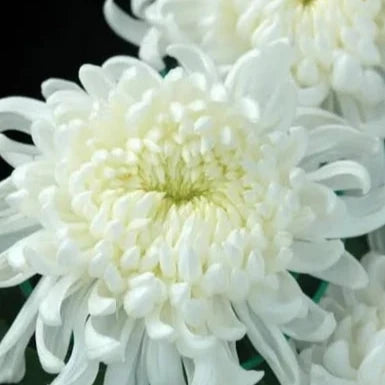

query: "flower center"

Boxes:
[297, 0, 317, 6]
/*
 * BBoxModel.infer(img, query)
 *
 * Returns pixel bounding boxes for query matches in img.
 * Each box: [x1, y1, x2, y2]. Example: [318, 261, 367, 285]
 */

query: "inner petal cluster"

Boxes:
[10, 67, 314, 323]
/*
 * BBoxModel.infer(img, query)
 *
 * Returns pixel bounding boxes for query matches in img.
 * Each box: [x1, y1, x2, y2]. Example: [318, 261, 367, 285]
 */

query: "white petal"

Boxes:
[167, 44, 218, 82]
[225, 40, 296, 131]
[103, 55, 162, 85]
[103, 0, 149, 45]
[0, 239, 35, 288]
[0, 97, 51, 134]
[132, 0, 152, 16]
[39, 275, 82, 326]
[104, 323, 145, 385]
[368, 226, 385, 253]
[139, 27, 165, 70]
[248, 272, 305, 325]
[30, 119, 55, 155]
[295, 107, 345, 130]
[207, 298, 246, 341]
[51, 294, 99, 385]
[235, 303, 300, 385]
[0, 277, 55, 356]
[337, 186, 385, 237]
[310, 364, 356, 385]
[175, 316, 216, 358]
[191, 342, 263, 385]
[323, 340, 356, 380]
[0, 133, 39, 167]
[297, 83, 329, 107]
[308, 160, 371, 194]
[312, 251, 368, 289]
[41, 78, 82, 100]
[281, 297, 336, 342]
[88, 281, 117, 317]
[0, 213, 37, 237]
[288, 239, 344, 274]
[84, 317, 123, 363]
[358, 343, 385, 385]
[0, 320, 32, 383]
[146, 340, 186, 385]
[51, 348, 99, 385]
[145, 306, 175, 340]
[35, 317, 65, 373]
[35, 296, 78, 376]
[79, 65, 114, 100]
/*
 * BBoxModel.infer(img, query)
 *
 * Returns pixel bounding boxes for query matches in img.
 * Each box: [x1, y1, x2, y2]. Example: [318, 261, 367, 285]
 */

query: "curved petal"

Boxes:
[145, 305, 175, 340]
[235, 303, 300, 385]
[312, 252, 368, 289]
[281, 297, 336, 342]
[0, 240, 35, 288]
[35, 317, 65, 373]
[103, 0, 149, 45]
[323, 340, 356, 380]
[295, 107, 345, 130]
[79, 65, 114, 100]
[41, 78, 82, 100]
[358, 343, 385, 385]
[248, 272, 305, 325]
[39, 275, 83, 326]
[337, 187, 385, 237]
[0, 321, 33, 383]
[225, 40, 296, 132]
[132, 0, 152, 16]
[368, 226, 385, 253]
[104, 322, 145, 385]
[303, 189, 385, 239]
[146, 340, 186, 385]
[0, 277, 55, 356]
[88, 281, 117, 317]
[0, 212, 37, 237]
[308, 160, 371, 194]
[303, 124, 384, 189]
[102, 56, 161, 92]
[84, 316, 123, 363]
[35, 295, 78, 375]
[297, 83, 329, 107]
[310, 364, 356, 385]
[207, 298, 246, 341]
[167, 44, 218, 82]
[50, 293, 99, 385]
[191, 342, 263, 385]
[0, 97, 51, 134]
[175, 315, 216, 358]
[289, 239, 344, 274]
[0, 133, 39, 167]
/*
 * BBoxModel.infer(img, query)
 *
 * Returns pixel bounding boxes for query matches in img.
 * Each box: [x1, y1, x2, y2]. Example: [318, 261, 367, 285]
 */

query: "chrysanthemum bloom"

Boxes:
[104, 0, 385, 135]
[0, 41, 384, 385]
[298, 252, 385, 385]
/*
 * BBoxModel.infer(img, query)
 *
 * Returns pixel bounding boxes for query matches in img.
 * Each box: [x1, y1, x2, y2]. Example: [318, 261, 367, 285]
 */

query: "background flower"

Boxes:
[104, 0, 385, 135]
[298, 252, 385, 385]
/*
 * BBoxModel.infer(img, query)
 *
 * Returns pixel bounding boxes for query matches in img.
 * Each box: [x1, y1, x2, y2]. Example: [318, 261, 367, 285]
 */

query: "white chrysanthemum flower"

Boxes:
[0, 41, 385, 385]
[103, 0, 385, 135]
[298, 252, 385, 385]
